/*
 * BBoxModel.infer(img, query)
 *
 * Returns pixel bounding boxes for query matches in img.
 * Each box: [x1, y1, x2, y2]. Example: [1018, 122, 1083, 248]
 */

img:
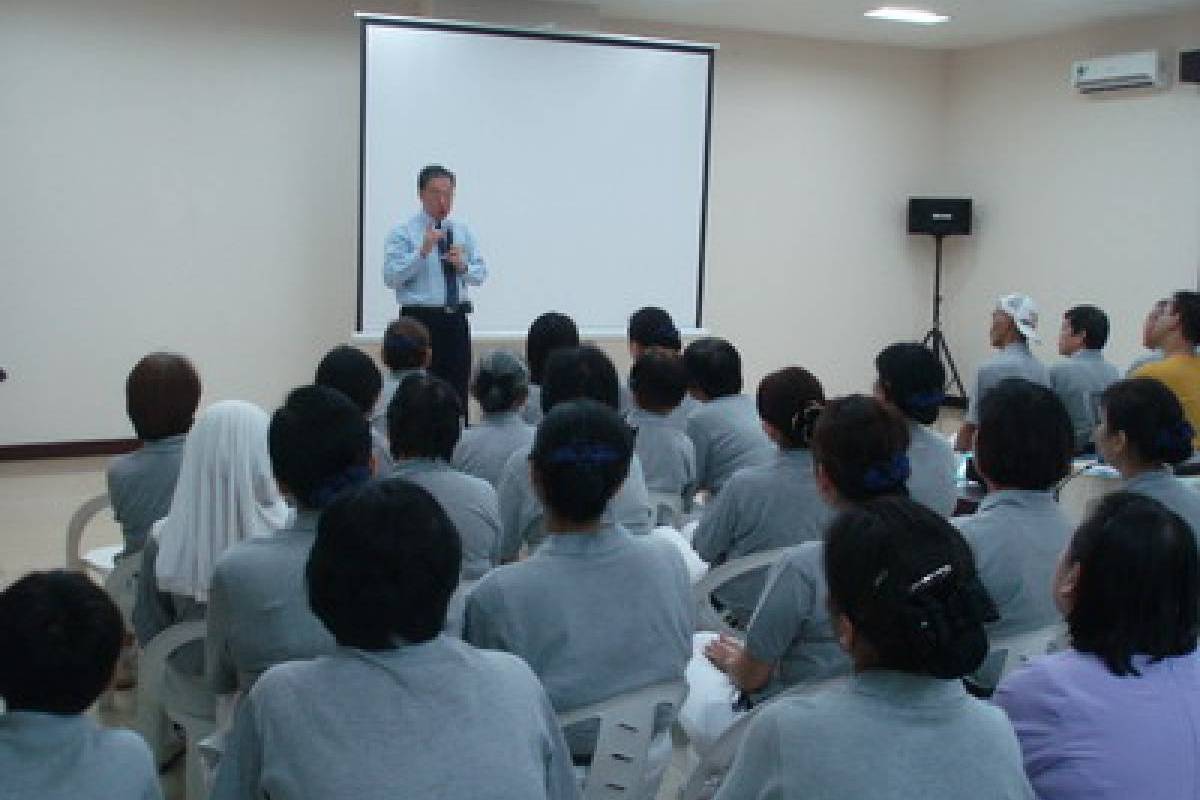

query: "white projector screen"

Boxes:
[357, 16, 714, 337]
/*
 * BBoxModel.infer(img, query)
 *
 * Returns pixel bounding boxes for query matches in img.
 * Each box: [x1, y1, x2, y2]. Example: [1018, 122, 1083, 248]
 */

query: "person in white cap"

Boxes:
[954, 293, 1050, 452]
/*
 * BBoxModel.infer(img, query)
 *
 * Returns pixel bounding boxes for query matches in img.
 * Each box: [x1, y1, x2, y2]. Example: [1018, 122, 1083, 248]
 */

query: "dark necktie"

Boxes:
[437, 221, 459, 306]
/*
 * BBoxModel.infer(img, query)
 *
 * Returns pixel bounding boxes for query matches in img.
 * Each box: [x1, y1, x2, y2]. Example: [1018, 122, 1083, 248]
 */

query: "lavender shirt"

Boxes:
[995, 648, 1200, 800]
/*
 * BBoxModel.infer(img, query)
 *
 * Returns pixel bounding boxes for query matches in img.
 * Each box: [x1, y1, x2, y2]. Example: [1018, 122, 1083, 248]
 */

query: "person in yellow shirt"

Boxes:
[1133, 291, 1200, 449]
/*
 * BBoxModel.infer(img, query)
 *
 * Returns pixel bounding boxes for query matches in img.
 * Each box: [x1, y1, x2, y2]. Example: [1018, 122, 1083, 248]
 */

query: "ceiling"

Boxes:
[531, 0, 1200, 49]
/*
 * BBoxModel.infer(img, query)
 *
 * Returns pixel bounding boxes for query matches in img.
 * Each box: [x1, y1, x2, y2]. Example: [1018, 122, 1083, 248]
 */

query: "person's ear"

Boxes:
[528, 459, 547, 505]
[422, 349, 433, 369]
[834, 612, 855, 653]
[1054, 560, 1081, 615]
[815, 462, 839, 505]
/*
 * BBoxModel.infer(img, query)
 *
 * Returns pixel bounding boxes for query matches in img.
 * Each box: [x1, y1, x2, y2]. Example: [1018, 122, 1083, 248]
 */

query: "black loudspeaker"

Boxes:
[1182, 50, 1200, 84]
[908, 198, 972, 236]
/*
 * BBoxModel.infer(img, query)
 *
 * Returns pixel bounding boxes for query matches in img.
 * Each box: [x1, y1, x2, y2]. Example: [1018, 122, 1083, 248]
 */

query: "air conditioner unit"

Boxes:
[1071, 50, 1164, 93]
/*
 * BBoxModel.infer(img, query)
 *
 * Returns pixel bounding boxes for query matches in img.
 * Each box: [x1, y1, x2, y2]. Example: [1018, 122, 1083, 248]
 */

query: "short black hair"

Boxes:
[417, 164, 455, 191]
[308, 480, 462, 649]
[0, 570, 124, 713]
[812, 395, 911, 502]
[126, 352, 201, 441]
[1066, 492, 1198, 677]
[682, 337, 742, 398]
[541, 345, 620, 414]
[875, 343, 945, 426]
[1173, 291, 1200, 345]
[382, 317, 431, 372]
[388, 374, 463, 461]
[756, 367, 825, 449]
[471, 350, 529, 414]
[1100, 378, 1193, 466]
[314, 345, 382, 416]
[824, 497, 997, 679]
[1063, 305, 1110, 350]
[526, 312, 580, 385]
[975, 378, 1072, 490]
[628, 307, 682, 351]
[270, 385, 372, 509]
[530, 399, 634, 524]
[629, 350, 688, 413]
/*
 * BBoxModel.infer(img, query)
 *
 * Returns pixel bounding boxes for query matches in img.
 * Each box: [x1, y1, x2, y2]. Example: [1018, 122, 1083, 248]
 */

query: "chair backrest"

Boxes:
[65, 493, 112, 572]
[692, 548, 791, 636]
[648, 491, 685, 529]
[135, 618, 207, 766]
[558, 679, 688, 800]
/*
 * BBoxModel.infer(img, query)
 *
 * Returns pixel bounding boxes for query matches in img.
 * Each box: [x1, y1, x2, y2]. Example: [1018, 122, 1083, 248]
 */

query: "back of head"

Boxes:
[1066, 492, 1198, 676]
[682, 337, 742, 399]
[975, 378, 1072, 490]
[526, 312, 580, 385]
[315, 345, 382, 415]
[1173, 291, 1200, 346]
[824, 496, 997, 679]
[812, 395, 911, 502]
[382, 316, 431, 372]
[1064, 305, 1110, 350]
[1100, 378, 1193, 466]
[126, 352, 202, 441]
[0, 570, 124, 713]
[530, 399, 634, 524]
[756, 366, 825, 449]
[541, 345, 620, 413]
[628, 307, 682, 352]
[308, 480, 462, 649]
[472, 350, 529, 414]
[875, 343, 945, 426]
[270, 385, 372, 509]
[630, 350, 689, 413]
[388, 374, 463, 460]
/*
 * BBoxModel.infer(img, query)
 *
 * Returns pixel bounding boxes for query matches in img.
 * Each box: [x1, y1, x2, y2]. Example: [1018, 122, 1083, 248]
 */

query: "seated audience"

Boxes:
[627, 350, 697, 514]
[211, 481, 578, 800]
[1132, 291, 1200, 449]
[715, 497, 1028, 800]
[521, 311, 579, 426]
[624, 306, 697, 427]
[995, 492, 1200, 800]
[1049, 304, 1120, 454]
[452, 350, 535, 488]
[683, 337, 775, 494]
[875, 342, 958, 516]
[496, 345, 653, 562]
[956, 293, 1050, 452]
[954, 378, 1073, 637]
[466, 400, 691, 775]
[107, 352, 201, 554]
[1096, 377, 1200, 539]
[315, 344, 391, 476]
[206, 386, 371, 693]
[693, 367, 833, 624]
[0, 570, 163, 800]
[370, 315, 431, 438]
[389, 374, 501, 579]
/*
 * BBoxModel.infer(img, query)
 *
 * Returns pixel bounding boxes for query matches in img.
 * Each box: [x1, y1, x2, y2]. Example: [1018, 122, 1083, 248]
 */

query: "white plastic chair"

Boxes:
[135, 619, 206, 768]
[692, 548, 791, 636]
[648, 491, 686, 529]
[559, 680, 688, 800]
[1056, 462, 1121, 526]
[164, 663, 217, 800]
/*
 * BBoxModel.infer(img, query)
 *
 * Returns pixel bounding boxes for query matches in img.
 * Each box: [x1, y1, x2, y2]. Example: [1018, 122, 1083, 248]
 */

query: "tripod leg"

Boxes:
[934, 330, 968, 399]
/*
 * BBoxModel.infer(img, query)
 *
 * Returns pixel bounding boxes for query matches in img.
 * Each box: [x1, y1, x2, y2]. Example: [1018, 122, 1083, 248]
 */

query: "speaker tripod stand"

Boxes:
[920, 234, 968, 408]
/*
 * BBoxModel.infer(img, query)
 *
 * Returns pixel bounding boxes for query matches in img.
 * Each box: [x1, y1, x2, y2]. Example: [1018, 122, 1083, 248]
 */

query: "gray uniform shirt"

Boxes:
[907, 422, 959, 517]
[1125, 467, 1200, 545]
[0, 712, 162, 800]
[622, 384, 699, 432]
[106, 434, 186, 553]
[743, 541, 850, 695]
[452, 411, 536, 489]
[686, 394, 775, 495]
[391, 459, 500, 580]
[211, 637, 579, 800]
[692, 450, 833, 621]
[463, 525, 693, 756]
[715, 670, 1034, 800]
[1049, 350, 1120, 452]
[494, 444, 654, 562]
[628, 407, 697, 500]
[967, 342, 1050, 425]
[206, 510, 336, 693]
[954, 490, 1071, 637]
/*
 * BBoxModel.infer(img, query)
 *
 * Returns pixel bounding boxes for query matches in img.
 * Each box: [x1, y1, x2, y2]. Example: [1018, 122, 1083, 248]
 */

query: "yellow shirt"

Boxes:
[1133, 354, 1200, 447]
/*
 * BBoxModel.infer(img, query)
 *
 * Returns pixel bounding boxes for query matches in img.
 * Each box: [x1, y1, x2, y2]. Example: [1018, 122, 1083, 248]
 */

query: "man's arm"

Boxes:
[382, 223, 427, 290]
[457, 225, 487, 287]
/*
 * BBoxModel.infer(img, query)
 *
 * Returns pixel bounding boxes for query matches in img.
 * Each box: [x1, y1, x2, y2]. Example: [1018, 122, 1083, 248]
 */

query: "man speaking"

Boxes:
[383, 164, 487, 406]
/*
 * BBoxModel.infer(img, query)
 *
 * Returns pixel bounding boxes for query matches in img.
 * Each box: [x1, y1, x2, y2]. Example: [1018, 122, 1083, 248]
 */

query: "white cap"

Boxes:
[997, 293, 1040, 343]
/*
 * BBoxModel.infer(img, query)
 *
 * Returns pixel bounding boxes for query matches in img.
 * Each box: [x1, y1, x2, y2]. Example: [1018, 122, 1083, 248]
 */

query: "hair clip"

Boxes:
[311, 464, 372, 509]
[908, 564, 952, 595]
[862, 453, 911, 492]
[385, 333, 422, 351]
[547, 443, 621, 466]
[907, 391, 945, 409]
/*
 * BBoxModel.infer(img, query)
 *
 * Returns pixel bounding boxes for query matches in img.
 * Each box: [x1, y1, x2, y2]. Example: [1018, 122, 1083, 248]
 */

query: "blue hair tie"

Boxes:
[384, 332, 423, 352]
[1157, 421, 1195, 453]
[863, 453, 911, 493]
[311, 464, 372, 509]
[907, 391, 945, 410]
[547, 443, 622, 466]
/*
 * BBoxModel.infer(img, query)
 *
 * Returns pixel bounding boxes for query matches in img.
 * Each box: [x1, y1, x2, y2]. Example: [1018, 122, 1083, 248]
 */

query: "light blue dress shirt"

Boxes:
[382, 211, 487, 307]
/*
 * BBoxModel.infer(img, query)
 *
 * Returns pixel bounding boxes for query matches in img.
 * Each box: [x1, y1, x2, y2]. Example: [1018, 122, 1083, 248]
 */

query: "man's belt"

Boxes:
[402, 301, 473, 315]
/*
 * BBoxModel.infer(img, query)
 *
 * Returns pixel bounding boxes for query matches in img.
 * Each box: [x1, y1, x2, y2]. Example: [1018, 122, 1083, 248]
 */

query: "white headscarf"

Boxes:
[154, 399, 291, 602]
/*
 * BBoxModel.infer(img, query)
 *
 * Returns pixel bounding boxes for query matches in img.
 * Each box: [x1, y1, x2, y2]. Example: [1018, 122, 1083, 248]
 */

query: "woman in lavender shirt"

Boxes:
[995, 491, 1200, 800]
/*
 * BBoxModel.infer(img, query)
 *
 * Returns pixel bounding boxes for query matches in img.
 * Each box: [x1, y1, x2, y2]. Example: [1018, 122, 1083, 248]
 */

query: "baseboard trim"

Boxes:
[0, 439, 139, 462]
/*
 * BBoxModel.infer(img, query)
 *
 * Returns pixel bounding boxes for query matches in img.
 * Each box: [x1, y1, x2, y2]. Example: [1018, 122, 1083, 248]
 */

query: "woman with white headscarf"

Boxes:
[132, 400, 290, 676]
